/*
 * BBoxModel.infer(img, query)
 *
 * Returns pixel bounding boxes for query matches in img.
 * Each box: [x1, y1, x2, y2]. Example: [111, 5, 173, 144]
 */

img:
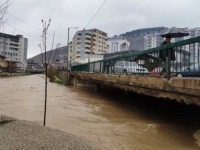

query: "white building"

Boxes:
[144, 34, 164, 50]
[68, 41, 73, 67]
[183, 28, 200, 62]
[70, 29, 107, 66]
[0, 33, 28, 69]
[76, 54, 103, 65]
[106, 36, 130, 53]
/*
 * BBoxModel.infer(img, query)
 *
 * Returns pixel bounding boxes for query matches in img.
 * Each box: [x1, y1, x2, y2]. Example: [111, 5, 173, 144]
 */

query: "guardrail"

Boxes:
[71, 36, 200, 80]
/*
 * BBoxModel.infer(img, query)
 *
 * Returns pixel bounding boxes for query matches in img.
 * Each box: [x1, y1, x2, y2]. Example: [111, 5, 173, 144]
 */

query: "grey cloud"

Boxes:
[1, 0, 200, 58]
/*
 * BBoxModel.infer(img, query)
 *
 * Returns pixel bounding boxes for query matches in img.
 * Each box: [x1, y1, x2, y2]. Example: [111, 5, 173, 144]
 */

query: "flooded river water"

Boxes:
[1, 75, 200, 150]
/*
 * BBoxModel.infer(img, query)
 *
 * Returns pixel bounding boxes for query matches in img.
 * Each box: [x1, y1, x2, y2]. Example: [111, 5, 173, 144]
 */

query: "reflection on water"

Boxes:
[0, 75, 200, 150]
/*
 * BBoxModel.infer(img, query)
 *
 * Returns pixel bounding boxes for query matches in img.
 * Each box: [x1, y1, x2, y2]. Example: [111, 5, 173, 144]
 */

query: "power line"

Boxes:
[4, 22, 67, 47]
[6, 12, 67, 39]
[85, 0, 107, 29]
[5, 22, 42, 42]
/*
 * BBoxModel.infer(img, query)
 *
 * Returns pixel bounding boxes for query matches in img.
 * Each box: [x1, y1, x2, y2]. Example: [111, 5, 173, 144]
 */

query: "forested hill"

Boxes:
[120, 27, 168, 37]
[27, 46, 67, 64]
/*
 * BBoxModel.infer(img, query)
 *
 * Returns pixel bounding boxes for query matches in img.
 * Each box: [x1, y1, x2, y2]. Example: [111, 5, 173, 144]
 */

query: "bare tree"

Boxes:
[40, 18, 55, 126]
[0, 0, 11, 27]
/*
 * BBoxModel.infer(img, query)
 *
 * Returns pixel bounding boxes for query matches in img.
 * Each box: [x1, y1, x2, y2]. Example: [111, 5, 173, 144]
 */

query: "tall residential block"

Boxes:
[70, 29, 107, 66]
[0, 33, 28, 69]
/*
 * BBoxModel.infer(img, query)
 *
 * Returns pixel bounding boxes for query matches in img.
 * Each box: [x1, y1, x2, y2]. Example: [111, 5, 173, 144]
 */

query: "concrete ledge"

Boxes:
[71, 72, 200, 106]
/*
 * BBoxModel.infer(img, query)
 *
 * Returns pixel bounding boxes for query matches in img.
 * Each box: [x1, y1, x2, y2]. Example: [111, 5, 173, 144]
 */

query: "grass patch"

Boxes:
[0, 120, 14, 126]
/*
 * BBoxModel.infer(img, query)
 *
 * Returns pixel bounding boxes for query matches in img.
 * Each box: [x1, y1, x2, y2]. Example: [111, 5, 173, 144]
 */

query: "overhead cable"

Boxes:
[6, 12, 67, 39]
[85, 0, 107, 29]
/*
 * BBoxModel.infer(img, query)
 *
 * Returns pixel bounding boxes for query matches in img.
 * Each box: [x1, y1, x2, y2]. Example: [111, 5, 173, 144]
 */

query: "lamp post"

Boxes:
[66, 27, 78, 84]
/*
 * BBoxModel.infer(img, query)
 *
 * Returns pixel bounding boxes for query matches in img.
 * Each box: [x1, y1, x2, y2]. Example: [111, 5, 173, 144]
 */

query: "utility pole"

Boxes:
[56, 43, 61, 70]
[66, 27, 78, 84]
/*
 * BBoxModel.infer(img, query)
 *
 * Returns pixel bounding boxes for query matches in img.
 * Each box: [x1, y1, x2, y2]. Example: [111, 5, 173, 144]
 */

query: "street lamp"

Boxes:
[66, 27, 78, 84]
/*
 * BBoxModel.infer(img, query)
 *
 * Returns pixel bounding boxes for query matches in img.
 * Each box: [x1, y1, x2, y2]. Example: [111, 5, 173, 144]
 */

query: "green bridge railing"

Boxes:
[71, 36, 200, 80]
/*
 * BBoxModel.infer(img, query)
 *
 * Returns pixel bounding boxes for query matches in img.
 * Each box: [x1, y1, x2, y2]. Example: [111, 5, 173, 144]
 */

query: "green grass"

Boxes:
[0, 120, 14, 126]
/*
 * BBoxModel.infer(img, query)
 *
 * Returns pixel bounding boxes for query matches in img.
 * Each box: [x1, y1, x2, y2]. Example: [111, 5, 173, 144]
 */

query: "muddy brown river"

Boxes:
[0, 75, 200, 150]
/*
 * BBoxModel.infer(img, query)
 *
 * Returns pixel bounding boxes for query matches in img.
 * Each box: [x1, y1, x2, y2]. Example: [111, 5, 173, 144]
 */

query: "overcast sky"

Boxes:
[1, 0, 200, 58]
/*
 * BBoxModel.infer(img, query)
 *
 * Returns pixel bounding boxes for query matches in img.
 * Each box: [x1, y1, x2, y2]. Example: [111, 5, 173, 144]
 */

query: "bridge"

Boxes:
[69, 36, 200, 106]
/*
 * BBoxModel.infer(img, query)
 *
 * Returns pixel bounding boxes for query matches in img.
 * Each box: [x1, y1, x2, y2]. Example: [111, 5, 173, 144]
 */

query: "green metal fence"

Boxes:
[71, 36, 200, 80]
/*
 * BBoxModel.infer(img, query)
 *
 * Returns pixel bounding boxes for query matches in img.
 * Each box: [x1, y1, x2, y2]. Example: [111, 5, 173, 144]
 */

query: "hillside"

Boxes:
[28, 46, 67, 63]
[120, 27, 168, 37]
[119, 27, 168, 50]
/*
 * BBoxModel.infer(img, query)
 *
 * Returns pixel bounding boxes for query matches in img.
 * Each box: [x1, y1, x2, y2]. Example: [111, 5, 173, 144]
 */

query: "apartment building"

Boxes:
[0, 33, 28, 69]
[70, 29, 107, 66]
[68, 41, 73, 67]
[106, 36, 130, 53]
[183, 28, 200, 62]
[0, 54, 7, 68]
[144, 34, 164, 50]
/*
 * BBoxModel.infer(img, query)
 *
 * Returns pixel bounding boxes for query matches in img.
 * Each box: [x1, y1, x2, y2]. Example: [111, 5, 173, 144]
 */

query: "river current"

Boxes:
[0, 75, 200, 150]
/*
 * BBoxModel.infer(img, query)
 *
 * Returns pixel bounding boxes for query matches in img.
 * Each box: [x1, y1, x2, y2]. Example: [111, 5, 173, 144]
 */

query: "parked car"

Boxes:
[112, 61, 148, 75]
[176, 62, 200, 77]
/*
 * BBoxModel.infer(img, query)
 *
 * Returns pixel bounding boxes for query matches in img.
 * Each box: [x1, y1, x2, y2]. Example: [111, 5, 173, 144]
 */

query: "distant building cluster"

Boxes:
[143, 27, 200, 62]
[25, 26, 200, 69]
[68, 29, 130, 66]
[0, 33, 28, 71]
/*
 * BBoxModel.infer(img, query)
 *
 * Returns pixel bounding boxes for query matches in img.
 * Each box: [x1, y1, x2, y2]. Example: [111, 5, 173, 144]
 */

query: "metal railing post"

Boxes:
[167, 49, 171, 81]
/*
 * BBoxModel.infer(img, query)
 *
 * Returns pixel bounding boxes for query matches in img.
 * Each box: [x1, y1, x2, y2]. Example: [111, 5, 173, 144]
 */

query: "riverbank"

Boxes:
[0, 72, 31, 77]
[0, 115, 105, 150]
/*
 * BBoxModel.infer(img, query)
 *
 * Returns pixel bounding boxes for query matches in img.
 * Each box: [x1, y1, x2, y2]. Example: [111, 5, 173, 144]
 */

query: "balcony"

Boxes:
[85, 52, 90, 54]
[85, 35, 91, 38]
[85, 45, 90, 48]
[76, 53, 81, 57]
[85, 39, 91, 43]
[85, 42, 90, 45]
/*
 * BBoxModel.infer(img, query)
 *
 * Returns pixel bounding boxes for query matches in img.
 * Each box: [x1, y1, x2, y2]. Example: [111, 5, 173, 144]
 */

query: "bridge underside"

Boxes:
[70, 72, 200, 106]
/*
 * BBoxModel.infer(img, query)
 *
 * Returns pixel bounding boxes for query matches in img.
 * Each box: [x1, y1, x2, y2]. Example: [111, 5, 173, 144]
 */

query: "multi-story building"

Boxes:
[144, 34, 164, 50]
[0, 33, 28, 69]
[185, 28, 200, 62]
[106, 36, 130, 53]
[68, 41, 73, 67]
[70, 29, 107, 66]
[0, 54, 7, 69]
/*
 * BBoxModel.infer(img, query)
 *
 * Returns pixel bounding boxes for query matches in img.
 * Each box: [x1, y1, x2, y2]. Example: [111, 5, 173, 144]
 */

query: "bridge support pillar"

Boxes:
[95, 83, 100, 92]
[72, 76, 77, 86]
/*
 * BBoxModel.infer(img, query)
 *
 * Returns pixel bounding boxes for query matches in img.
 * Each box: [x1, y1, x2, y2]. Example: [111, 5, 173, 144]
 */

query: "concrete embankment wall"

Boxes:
[56, 71, 67, 83]
[70, 72, 200, 106]
[57, 71, 96, 87]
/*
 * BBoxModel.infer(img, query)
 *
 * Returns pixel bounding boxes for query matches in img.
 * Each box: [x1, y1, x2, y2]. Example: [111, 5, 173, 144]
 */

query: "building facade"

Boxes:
[0, 54, 7, 69]
[144, 34, 164, 50]
[106, 36, 130, 53]
[0, 33, 28, 69]
[70, 29, 107, 66]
